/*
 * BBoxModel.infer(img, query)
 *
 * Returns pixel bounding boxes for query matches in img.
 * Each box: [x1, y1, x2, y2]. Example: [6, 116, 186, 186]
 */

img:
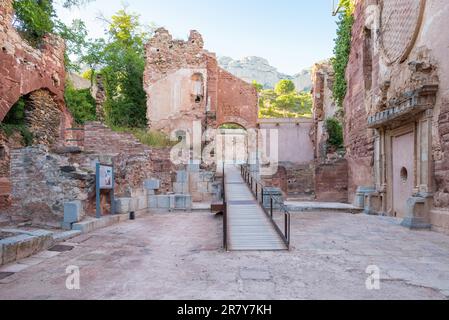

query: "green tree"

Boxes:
[252, 80, 263, 93]
[258, 80, 312, 119]
[274, 79, 296, 95]
[95, 8, 152, 128]
[64, 81, 96, 124]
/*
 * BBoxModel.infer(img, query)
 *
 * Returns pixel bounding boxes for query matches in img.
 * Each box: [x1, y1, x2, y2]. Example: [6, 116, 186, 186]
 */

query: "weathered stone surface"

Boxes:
[115, 198, 131, 214]
[0, 0, 70, 125]
[8, 146, 94, 225]
[144, 179, 161, 190]
[144, 28, 258, 134]
[64, 201, 83, 224]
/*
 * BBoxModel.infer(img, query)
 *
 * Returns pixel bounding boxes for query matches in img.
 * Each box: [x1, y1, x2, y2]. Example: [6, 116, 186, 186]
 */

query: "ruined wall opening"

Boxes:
[0, 89, 65, 210]
[191, 73, 204, 104]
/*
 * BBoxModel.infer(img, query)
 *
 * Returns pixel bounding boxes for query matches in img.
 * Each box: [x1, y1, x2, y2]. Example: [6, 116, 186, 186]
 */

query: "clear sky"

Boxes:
[56, 0, 338, 75]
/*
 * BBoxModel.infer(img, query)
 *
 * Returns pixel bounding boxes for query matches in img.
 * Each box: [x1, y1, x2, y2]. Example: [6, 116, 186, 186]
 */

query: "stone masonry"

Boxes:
[344, 0, 449, 233]
[0, 0, 69, 123]
[144, 28, 258, 135]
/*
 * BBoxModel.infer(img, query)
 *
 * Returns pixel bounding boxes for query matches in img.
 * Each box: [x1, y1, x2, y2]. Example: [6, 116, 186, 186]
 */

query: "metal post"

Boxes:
[270, 197, 273, 218]
[95, 163, 101, 218]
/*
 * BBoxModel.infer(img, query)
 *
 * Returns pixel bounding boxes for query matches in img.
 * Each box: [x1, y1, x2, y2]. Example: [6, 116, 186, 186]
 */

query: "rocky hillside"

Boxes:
[218, 56, 312, 92]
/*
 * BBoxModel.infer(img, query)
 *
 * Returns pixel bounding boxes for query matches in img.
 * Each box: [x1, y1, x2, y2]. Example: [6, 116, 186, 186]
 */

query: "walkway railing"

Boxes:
[222, 165, 227, 251]
[241, 165, 291, 249]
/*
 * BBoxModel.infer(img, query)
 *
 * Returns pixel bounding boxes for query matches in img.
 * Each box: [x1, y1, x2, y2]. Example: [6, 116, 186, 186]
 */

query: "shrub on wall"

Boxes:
[64, 82, 96, 125]
[325, 117, 344, 151]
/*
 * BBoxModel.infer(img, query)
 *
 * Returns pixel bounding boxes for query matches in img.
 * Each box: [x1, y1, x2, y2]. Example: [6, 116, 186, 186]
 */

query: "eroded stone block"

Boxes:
[115, 198, 131, 214]
[144, 179, 160, 191]
[64, 201, 83, 224]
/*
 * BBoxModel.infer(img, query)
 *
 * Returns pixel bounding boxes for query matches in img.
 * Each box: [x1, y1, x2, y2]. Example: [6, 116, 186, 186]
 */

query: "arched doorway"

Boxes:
[216, 123, 249, 171]
[0, 89, 64, 210]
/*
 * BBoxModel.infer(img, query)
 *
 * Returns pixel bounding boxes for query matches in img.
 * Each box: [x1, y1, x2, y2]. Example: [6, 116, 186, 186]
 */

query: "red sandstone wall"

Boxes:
[315, 159, 349, 203]
[343, 1, 375, 200]
[0, 0, 67, 122]
[216, 68, 258, 129]
[82, 122, 174, 195]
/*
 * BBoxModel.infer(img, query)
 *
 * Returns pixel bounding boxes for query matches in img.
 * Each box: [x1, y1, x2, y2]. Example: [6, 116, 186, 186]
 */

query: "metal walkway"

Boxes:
[224, 166, 288, 251]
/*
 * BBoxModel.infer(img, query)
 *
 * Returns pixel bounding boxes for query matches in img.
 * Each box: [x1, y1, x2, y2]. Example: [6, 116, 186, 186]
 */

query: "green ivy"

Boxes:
[331, 9, 354, 110]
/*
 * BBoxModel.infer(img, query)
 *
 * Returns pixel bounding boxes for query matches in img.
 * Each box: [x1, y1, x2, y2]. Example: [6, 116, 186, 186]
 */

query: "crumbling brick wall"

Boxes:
[216, 68, 258, 129]
[8, 146, 95, 226]
[0, 0, 68, 123]
[343, 0, 375, 201]
[83, 122, 175, 196]
[315, 159, 348, 203]
[144, 28, 258, 135]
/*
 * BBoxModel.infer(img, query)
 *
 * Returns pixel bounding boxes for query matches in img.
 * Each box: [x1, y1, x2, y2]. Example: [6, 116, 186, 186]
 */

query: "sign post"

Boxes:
[96, 163, 116, 218]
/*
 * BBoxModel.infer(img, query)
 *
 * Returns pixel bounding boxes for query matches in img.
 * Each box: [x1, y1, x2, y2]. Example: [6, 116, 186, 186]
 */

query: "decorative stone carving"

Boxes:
[380, 0, 426, 64]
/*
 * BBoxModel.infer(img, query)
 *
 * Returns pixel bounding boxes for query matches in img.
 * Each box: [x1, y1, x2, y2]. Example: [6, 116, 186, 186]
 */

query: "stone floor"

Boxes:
[0, 211, 449, 300]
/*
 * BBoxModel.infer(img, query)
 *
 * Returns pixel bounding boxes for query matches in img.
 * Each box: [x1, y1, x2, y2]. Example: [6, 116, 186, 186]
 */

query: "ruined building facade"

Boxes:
[144, 28, 258, 135]
[0, 0, 74, 212]
[344, 0, 449, 233]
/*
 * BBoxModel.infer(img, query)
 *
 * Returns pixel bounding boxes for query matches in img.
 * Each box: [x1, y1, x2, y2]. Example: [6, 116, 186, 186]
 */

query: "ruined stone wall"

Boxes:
[315, 159, 348, 203]
[343, 0, 376, 201]
[144, 28, 209, 135]
[8, 146, 94, 226]
[0, 0, 67, 122]
[144, 28, 258, 135]
[82, 122, 174, 196]
[311, 61, 337, 161]
[216, 68, 258, 129]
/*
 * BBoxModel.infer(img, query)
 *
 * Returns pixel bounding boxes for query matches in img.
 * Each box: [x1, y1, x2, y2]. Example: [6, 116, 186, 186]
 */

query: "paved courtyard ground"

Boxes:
[1, 211, 449, 300]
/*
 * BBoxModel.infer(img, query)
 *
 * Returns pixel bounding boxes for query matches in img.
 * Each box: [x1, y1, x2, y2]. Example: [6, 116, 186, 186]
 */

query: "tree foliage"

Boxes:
[64, 81, 96, 125]
[87, 9, 151, 128]
[258, 80, 312, 119]
[274, 79, 296, 95]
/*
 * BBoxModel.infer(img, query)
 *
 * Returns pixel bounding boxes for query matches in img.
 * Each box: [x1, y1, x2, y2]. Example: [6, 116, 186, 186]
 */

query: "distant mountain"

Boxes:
[218, 56, 312, 92]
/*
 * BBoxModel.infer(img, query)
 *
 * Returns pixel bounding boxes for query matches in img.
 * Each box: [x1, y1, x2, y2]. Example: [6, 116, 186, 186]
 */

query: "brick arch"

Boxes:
[217, 120, 250, 130]
[0, 0, 66, 122]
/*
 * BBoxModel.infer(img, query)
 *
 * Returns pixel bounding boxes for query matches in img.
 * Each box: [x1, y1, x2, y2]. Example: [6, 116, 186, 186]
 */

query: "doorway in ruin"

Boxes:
[390, 129, 415, 218]
[216, 123, 249, 171]
[0, 89, 64, 211]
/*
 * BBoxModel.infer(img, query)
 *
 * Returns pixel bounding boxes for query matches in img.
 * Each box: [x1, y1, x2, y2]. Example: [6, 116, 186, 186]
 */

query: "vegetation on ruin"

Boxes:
[0, 98, 34, 146]
[64, 81, 96, 125]
[110, 126, 175, 148]
[79, 9, 151, 129]
[325, 117, 344, 152]
[12, 0, 92, 67]
[256, 80, 312, 119]
[331, 0, 354, 110]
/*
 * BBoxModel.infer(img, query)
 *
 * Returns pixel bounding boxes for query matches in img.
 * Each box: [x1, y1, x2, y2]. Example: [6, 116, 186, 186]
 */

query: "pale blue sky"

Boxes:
[56, 0, 338, 74]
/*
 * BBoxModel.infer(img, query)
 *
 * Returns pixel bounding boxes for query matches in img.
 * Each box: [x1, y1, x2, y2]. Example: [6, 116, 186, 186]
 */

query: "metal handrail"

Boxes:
[222, 164, 227, 251]
[241, 165, 291, 249]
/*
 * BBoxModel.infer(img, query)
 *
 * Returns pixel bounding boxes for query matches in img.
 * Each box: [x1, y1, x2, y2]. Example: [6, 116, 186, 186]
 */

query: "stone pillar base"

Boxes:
[401, 217, 431, 230]
[400, 195, 432, 230]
